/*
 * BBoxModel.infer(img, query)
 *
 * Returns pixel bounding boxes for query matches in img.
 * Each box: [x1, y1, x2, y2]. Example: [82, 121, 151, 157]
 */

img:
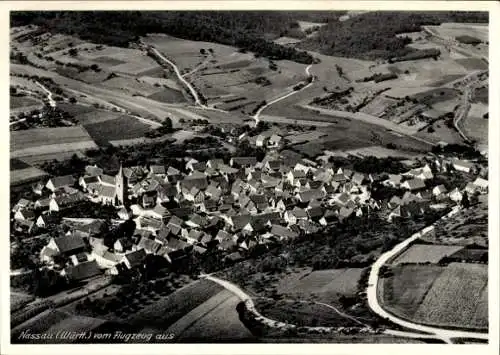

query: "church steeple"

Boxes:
[115, 162, 127, 206]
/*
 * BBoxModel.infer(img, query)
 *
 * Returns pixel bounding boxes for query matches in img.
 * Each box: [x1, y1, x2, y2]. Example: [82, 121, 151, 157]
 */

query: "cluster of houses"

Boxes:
[11, 149, 488, 283]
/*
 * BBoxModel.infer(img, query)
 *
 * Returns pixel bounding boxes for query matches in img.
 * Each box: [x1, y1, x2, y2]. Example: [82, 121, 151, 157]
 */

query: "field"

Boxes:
[147, 88, 186, 103]
[392, 244, 464, 265]
[10, 95, 42, 109]
[343, 146, 418, 159]
[11, 166, 50, 186]
[11, 290, 36, 313]
[83, 116, 153, 143]
[462, 103, 488, 145]
[256, 299, 361, 328]
[276, 268, 364, 301]
[10, 126, 98, 160]
[127, 279, 224, 329]
[380, 263, 488, 330]
[169, 290, 255, 342]
[426, 23, 488, 43]
[412, 263, 488, 330]
[379, 264, 445, 320]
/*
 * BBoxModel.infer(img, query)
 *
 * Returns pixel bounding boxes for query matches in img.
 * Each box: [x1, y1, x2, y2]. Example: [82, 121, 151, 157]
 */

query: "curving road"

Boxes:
[150, 47, 207, 108]
[366, 205, 489, 343]
[252, 64, 314, 123]
[203, 274, 445, 342]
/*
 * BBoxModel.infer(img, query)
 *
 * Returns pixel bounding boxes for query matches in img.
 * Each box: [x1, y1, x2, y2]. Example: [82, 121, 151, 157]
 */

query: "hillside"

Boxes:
[300, 11, 488, 60]
[11, 11, 343, 64]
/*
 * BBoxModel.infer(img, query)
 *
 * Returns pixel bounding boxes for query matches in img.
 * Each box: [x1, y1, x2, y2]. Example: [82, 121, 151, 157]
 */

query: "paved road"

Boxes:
[366, 205, 489, 343]
[252, 64, 314, 123]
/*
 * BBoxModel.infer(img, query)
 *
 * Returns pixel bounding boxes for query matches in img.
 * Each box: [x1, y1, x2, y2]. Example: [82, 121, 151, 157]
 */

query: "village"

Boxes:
[10, 127, 488, 288]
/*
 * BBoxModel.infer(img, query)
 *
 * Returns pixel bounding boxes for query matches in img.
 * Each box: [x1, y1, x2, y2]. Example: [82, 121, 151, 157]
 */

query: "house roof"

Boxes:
[473, 177, 488, 188]
[124, 249, 147, 268]
[231, 157, 257, 166]
[291, 207, 308, 219]
[270, 224, 298, 239]
[100, 174, 115, 186]
[307, 206, 324, 218]
[65, 260, 100, 281]
[98, 185, 116, 199]
[299, 189, 323, 203]
[339, 207, 354, 218]
[166, 236, 190, 251]
[85, 165, 104, 177]
[48, 175, 76, 189]
[351, 172, 365, 185]
[149, 165, 166, 175]
[168, 215, 184, 227]
[137, 236, 162, 254]
[403, 178, 426, 191]
[53, 192, 86, 207]
[451, 159, 474, 169]
[81, 175, 99, 185]
[152, 204, 169, 217]
[54, 235, 86, 254]
[181, 177, 208, 191]
[167, 166, 181, 175]
[187, 213, 207, 227]
[231, 215, 252, 230]
[116, 237, 134, 251]
[433, 184, 447, 193]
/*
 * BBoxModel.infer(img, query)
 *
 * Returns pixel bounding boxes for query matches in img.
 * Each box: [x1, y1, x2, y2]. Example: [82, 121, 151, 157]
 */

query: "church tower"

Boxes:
[115, 163, 127, 206]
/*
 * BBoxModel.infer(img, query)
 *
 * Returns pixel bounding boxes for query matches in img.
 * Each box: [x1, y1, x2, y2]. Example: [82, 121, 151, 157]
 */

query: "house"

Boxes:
[49, 193, 86, 212]
[284, 207, 308, 225]
[96, 185, 117, 206]
[297, 189, 324, 204]
[36, 213, 58, 228]
[255, 134, 268, 147]
[185, 214, 207, 229]
[230, 157, 257, 168]
[338, 207, 354, 222]
[268, 134, 282, 148]
[307, 206, 324, 221]
[269, 224, 298, 240]
[70, 252, 89, 266]
[383, 174, 402, 187]
[185, 158, 200, 172]
[148, 165, 166, 177]
[62, 260, 101, 282]
[464, 182, 477, 195]
[249, 194, 269, 211]
[98, 174, 116, 187]
[46, 235, 86, 257]
[264, 160, 281, 172]
[79, 175, 100, 191]
[225, 251, 243, 263]
[449, 188, 464, 203]
[122, 249, 147, 269]
[137, 236, 162, 254]
[432, 184, 448, 196]
[46, 175, 76, 192]
[401, 178, 426, 191]
[14, 208, 36, 221]
[387, 206, 403, 222]
[230, 214, 252, 231]
[85, 165, 104, 177]
[32, 182, 45, 195]
[472, 177, 488, 193]
[206, 159, 224, 170]
[118, 207, 131, 220]
[114, 237, 134, 253]
[351, 172, 366, 186]
[451, 159, 475, 174]
[12, 198, 32, 213]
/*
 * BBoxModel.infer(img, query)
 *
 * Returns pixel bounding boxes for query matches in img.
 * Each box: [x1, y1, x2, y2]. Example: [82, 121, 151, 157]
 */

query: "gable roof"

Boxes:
[137, 236, 162, 254]
[54, 235, 86, 254]
[65, 260, 100, 281]
[48, 175, 76, 189]
[270, 224, 298, 239]
[299, 189, 324, 203]
[403, 178, 426, 191]
[231, 157, 257, 167]
[124, 249, 147, 268]
[85, 165, 104, 177]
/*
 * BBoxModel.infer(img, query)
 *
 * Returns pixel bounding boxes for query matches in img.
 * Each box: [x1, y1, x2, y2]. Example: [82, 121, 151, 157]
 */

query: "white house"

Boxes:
[472, 177, 488, 193]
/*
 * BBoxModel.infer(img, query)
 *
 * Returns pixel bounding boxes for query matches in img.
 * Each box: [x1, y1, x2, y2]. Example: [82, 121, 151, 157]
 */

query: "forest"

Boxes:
[300, 11, 488, 60]
[10, 11, 338, 64]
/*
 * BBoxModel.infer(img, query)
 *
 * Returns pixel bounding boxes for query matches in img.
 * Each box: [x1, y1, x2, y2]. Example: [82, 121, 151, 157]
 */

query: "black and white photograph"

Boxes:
[4, 2, 498, 353]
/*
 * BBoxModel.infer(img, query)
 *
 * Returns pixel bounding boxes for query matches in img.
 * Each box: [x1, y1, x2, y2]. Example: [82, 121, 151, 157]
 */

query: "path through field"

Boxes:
[252, 64, 315, 123]
[367, 205, 489, 344]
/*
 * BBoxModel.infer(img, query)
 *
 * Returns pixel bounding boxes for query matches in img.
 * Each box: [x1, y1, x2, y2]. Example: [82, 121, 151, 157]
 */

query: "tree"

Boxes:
[208, 48, 214, 54]
[461, 191, 470, 208]
[68, 48, 78, 57]
[90, 64, 100, 71]
[200, 48, 206, 55]
[69, 97, 77, 104]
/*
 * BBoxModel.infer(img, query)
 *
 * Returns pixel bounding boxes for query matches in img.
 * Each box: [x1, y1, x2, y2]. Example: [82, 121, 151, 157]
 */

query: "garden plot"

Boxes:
[413, 263, 488, 330]
[147, 88, 187, 104]
[10, 96, 42, 110]
[139, 76, 182, 91]
[454, 58, 488, 71]
[392, 244, 464, 265]
[73, 109, 125, 125]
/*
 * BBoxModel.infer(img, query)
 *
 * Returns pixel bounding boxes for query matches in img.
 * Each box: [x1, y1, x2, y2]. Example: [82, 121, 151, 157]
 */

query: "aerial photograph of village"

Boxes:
[9, 10, 489, 345]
